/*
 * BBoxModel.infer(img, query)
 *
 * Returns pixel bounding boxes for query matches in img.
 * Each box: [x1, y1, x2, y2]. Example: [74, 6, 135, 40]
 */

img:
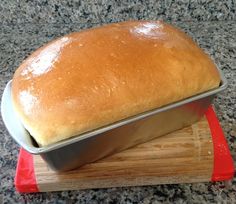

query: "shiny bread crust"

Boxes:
[12, 21, 221, 146]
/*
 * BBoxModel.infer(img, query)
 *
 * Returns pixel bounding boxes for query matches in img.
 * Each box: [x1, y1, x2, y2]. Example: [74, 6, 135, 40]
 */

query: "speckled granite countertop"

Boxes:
[0, 1, 236, 203]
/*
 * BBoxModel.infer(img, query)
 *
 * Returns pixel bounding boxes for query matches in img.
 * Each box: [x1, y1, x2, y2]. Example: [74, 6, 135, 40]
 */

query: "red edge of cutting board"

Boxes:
[14, 106, 235, 193]
[14, 148, 39, 193]
[205, 107, 234, 181]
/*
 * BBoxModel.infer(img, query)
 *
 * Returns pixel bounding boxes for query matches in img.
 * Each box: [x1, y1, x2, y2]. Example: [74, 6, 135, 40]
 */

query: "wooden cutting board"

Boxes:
[35, 116, 213, 192]
[15, 107, 234, 193]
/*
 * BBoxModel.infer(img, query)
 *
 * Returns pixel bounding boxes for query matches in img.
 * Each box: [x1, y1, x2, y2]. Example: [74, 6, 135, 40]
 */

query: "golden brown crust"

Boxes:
[11, 21, 221, 146]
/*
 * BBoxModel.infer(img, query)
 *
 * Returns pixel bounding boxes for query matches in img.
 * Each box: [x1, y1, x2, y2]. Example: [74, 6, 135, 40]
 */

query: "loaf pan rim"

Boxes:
[1, 70, 227, 154]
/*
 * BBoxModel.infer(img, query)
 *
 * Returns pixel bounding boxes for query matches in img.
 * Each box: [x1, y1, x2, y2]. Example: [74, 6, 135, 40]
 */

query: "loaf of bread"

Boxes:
[11, 21, 220, 146]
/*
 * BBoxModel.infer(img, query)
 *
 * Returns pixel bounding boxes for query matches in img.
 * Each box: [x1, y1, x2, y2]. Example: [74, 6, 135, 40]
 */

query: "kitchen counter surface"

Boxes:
[0, 20, 235, 203]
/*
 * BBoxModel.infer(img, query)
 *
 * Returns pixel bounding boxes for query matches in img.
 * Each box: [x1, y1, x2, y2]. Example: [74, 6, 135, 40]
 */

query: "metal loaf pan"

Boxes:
[1, 72, 227, 171]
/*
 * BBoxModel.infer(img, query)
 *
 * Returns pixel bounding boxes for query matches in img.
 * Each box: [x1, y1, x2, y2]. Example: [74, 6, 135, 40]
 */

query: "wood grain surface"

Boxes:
[34, 116, 213, 192]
